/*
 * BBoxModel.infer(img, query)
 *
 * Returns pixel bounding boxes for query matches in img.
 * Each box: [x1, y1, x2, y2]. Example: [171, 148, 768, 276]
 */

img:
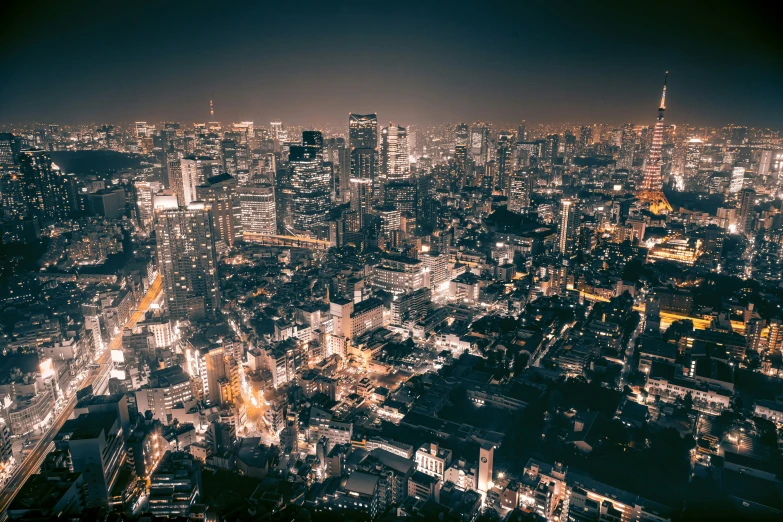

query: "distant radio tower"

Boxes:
[209, 99, 215, 120]
[637, 72, 672, 214]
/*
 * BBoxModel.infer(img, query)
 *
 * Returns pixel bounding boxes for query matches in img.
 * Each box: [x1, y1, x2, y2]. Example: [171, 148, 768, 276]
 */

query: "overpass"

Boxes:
[242, 232, 331, 251]
[579, 290, 745, 334]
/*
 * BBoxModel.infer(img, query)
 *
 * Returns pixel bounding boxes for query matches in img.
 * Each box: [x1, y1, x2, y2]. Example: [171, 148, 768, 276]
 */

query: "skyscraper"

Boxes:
[453, 145, 471, 187]
[738, 188, 755, 236]
[177, 157, 217, 207]
[18, 149, 73, 221]
[220, 139, 238, 175]
[326, 137, 350, 202]
[730, 167, 745, 194]
[384, 181, 417, 216]
[134, 180, 161, 234]
[517, 124, 527, 143]
[618, 124, 636, 170]
[470, 125, 489, 166]
[380, 123, 410, 181]
[508, 171, 531, 213]
[350, 148, 377, 228]
[289, 144, 331, 232]
[545, 134, 560, 164]
[637, 72, 673, 213]
[558, 199, 580, 255]
[303, 130, 324, 151]
[239, 183, 276, 235]
[455, 123, 470, 148]
[683, 138, 703, 178]
[0, 133, 21, 166]
[349, 114, 378, 151]
[496, 134, 513, 193]
[578, 126, 592, 154]
[154, 199, 221, 321]
[270, 121, 286, 142]
[196, 173, 242, 247]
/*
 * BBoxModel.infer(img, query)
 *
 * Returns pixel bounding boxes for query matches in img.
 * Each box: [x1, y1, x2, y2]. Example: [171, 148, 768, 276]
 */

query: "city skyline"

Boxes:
[2, 1, 782, 127]
[3, 2, 783, 521]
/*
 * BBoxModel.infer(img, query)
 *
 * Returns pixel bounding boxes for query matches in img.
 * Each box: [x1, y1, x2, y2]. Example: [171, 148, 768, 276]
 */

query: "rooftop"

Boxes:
[343, 471, 380, 496]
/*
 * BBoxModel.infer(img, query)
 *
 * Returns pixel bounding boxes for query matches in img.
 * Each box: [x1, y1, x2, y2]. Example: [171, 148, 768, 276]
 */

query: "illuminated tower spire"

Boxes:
[210, 99, 215, 120]
[637, 72, 672, 214]
[659, 71, 667, 111]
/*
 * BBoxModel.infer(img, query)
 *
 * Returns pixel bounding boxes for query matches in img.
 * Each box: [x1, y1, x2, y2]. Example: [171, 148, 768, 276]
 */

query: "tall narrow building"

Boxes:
[18, 149, 73, 221]
[326, 137, 350, 203]
[196, 173, 242, 247]
[0, 133, 21, 166]
[350, 148, 377, 228]
[738, 188, 755, 236]
[289, 144, 331, 232]
[176, 157, 203, 206]
[349, 114, 378, 151]
[508, 171, 531, 213]
[558, 199, 580, 255]
[380, 123, 410, 181]
[155, 199, 221, 321]
[637, 72, 673, 214]
[239, 183, 276, 235]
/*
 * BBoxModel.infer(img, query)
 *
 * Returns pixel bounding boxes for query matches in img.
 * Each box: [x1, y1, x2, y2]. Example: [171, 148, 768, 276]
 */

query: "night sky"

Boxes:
[2, 0, 781, 127]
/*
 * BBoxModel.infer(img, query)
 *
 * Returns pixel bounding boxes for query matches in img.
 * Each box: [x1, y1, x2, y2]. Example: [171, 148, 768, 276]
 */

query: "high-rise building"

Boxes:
[738, 188, 755, 236]
[134, 181, 161, 234]
[302, 130, 324, 151]
[0, 133, 22, 166]
[18, 149, 73, 220]
[558, 199, 580, 255]
[148, 451, 202, 518]
[768, 318, 783, 353]
[578, 125, 592, 154]
[134, 121, 148, 138]
[380, 123, 410, 181]
[0, 420, 12, 466]
[470, 125, 489, 166]
[196, 173, 242, 247]
[508, 171, 531, 213]
[545, 134, 560, 164]
[220, 139, 238, 175]
[270, 121, 286, 142]
[154, 199, 221, 321]
[730, 167, 745, 193]
[477, 443, 494, 493]
[177, 157, 204, 206]
[349, 113, 378, 151]
[496, 135, 513, 192]
[384, 181, 417, 216]
[618, 124, 636, 170]
[370, 255, 430, 295]
[421, 252, 449, 294]
[55, 411, 126, 507]
[684, 138, 703, 177]
[239, 183, 276, 235]
[453, 144, 471, 187]
[350, 148, 377, 228]
[563, 131, 577, 163]
[289, 144, 331, 232]
[758, 150, 773, 177]
[326, 137, 350, 202]
[517, 124, 527, 143]
[637, 72, 673, 213]
[455, 123, 470, 148]
[166, 151, 182, 191]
